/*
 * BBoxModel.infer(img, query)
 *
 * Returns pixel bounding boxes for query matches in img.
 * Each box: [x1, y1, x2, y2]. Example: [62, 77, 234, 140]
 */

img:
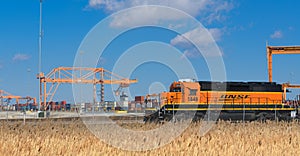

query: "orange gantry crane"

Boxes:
[37, 67, 137, 110]
[0, 90, 36, 110]
[267, 45, 300, 100]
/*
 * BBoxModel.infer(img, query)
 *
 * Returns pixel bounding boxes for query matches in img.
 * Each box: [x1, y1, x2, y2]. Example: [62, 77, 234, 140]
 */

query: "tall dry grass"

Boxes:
[0, 119, 299, 155]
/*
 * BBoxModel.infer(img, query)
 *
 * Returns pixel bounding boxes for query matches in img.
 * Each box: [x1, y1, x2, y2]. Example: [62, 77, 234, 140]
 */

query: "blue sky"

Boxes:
[1, 0, 300, 103]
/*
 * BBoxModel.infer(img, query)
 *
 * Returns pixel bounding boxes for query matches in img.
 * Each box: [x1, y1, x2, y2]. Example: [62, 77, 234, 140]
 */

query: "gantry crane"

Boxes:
[37, 67, 137, 110]
[0, 90, 36, 110]
[267, 45, 300, 100]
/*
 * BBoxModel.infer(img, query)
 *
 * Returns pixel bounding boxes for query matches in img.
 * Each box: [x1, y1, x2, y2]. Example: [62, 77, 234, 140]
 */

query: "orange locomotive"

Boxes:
[144, 79, 299, 121]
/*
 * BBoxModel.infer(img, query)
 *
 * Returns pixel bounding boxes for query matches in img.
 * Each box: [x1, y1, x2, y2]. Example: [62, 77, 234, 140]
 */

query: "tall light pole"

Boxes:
[79, 51, 84, 113]
[27, 68, 31, 110]
[38, 0, 43, 111]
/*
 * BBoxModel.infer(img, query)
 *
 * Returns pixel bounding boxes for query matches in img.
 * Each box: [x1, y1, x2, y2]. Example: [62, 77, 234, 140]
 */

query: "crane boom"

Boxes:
[267, 46, 300, 82]
[267, 45, 300, 100]
[0, 90, 36, 110]
[37, 67, 137, 110]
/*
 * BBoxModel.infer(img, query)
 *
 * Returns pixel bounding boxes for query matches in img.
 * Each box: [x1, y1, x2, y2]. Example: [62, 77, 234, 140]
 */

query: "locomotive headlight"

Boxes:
[291, 111, 297, 118]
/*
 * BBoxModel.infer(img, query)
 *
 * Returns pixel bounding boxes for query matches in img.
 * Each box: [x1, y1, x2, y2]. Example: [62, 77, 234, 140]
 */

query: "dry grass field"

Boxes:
[0, 119, 299, 156]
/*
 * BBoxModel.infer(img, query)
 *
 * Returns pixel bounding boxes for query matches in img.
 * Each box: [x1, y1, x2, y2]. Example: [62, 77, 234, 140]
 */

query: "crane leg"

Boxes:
[101, 83, 104, 103]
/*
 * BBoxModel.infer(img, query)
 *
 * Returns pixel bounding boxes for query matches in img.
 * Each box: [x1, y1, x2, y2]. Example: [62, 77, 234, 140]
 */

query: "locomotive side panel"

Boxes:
[199, 91, 283, 105]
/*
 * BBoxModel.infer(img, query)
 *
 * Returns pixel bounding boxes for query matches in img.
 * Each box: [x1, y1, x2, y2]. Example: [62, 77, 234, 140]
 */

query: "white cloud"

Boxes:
[181, 49, 201, 58]
[88, 0, 126, 11]
[88, 0, 234, 27]
[171, 28, 223, 57]
[87, 0, 231, 57]
[180, 46, 223, 58]
[270, 30, 283, 39]
[88, 0, 209, 16]
[204, 1, 234, 24]
[171, 28, 222, 47]
[109, 6, 187, 28]
[12, 53, 30, 62]
[98, 57, 106, 65]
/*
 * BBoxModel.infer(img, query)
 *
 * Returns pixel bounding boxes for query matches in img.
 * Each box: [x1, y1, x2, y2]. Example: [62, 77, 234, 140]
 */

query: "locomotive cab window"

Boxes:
[189, 89, 197, 96]
[171, 87, 181, 92]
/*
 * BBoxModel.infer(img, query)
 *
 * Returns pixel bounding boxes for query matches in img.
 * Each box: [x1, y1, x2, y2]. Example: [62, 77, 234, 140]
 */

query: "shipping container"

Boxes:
[135, 96, 145, 102]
